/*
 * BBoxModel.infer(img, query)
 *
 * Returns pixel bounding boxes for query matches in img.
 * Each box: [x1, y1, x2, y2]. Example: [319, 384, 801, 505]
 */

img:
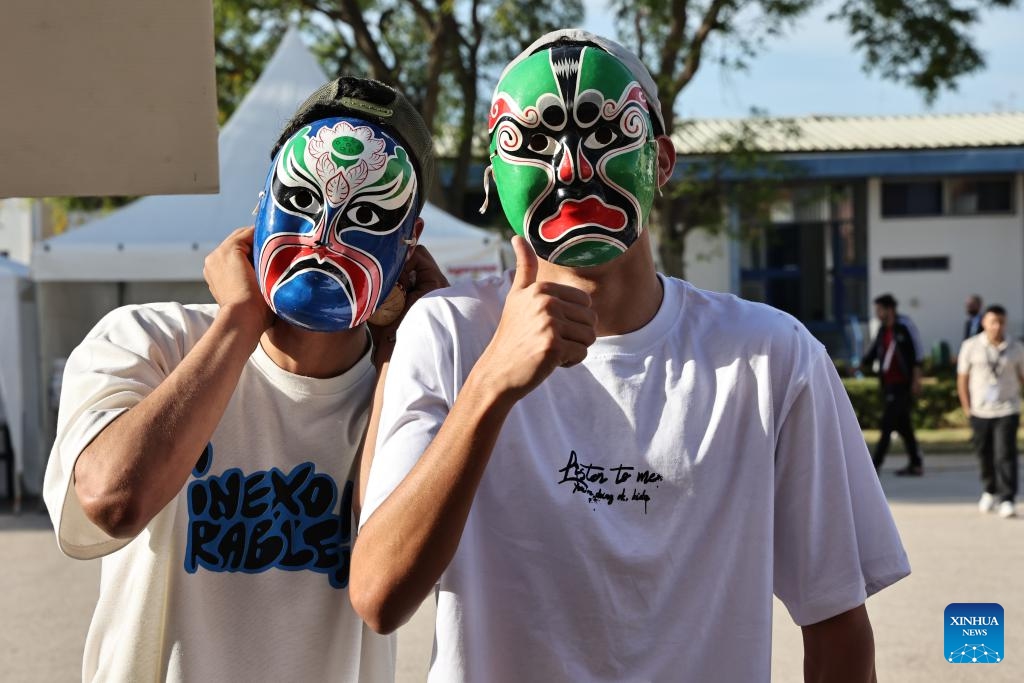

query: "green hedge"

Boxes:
[842, 377, 962, 430]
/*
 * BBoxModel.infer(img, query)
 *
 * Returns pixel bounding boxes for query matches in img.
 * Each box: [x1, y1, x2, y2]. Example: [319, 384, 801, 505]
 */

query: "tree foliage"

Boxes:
[214, 1, 292, 124]
[833, 0, 1017, 99]
[213, 0, 581, 211]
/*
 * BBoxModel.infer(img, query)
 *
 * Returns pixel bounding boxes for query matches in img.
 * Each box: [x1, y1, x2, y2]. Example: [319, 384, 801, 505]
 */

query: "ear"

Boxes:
[405, 217, 425, 258]
[655, 135, 676, 188]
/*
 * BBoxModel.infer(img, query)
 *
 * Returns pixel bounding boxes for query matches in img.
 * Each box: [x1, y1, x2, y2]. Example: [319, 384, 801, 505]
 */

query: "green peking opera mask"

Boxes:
[488, 44, 658, 267]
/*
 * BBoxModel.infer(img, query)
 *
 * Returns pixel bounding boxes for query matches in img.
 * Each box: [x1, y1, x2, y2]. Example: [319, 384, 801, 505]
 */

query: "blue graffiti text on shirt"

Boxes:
[185, 450, 352, 589]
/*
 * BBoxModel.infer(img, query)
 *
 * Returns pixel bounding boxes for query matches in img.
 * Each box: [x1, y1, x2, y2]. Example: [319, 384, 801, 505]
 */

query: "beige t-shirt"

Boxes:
[958, 333, 1024, 418]
[43, 302, 394, 683]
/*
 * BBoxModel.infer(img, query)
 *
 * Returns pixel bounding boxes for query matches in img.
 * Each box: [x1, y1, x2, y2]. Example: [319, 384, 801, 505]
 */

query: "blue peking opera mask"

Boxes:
[253, 117, 420, 331]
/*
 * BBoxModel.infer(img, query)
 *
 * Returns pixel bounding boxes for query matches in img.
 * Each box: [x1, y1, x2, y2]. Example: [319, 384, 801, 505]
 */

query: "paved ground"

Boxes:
[2, 454, 1020, 682]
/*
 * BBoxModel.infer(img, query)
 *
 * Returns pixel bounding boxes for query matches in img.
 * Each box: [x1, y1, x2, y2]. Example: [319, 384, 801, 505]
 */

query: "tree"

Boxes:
[214, 1, 292, 124]
[53, 0, 581, 219]
[214, 0, 581, 212]
[610, 0, 1018, 276]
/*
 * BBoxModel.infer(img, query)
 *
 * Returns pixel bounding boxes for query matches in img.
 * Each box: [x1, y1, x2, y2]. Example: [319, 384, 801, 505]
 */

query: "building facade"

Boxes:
[675, 113, 1024, 362]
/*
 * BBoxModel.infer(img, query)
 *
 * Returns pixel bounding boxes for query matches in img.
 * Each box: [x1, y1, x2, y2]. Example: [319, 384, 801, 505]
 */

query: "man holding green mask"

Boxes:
[352, 29, 909, 682]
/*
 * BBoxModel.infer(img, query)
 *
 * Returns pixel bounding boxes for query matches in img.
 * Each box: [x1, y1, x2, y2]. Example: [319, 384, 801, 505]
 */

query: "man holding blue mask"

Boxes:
[354, 30, 909, 682]
[43, 76, 445, 682]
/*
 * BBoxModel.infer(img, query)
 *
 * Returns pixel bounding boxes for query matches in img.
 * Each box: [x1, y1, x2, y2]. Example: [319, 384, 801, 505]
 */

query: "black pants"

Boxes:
[970, 414, 1019, 503]
[873, 385, 921, 469]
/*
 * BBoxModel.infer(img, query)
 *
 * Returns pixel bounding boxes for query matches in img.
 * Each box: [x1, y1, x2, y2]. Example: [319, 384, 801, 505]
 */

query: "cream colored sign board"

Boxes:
[0, 1, 219, 198]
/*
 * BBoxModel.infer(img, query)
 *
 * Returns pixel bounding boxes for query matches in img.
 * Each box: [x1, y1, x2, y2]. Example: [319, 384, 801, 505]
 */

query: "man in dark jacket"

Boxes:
[862, 293, 923, 475]
[963, 294, 983, 340]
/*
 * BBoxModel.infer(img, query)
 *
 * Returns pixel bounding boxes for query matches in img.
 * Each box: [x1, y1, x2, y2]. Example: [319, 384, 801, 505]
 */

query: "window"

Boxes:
[949, 177, 1013, 214]
[881, 256, 950, 272]
[881, 181, 942, 217]
[881, 175, 1014, 217]
[740, 182, 868, 354]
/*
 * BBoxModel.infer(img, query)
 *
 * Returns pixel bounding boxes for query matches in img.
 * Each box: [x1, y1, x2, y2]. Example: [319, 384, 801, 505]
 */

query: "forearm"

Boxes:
[73, 305, 264, 537]
[957, 375, 971, 415]
[802, 605, 876, 683]
[861, 342, 876, 369]
[355, 360, 390, 520]
[352, 237, 596, 632]
[351, 368, 516, 634]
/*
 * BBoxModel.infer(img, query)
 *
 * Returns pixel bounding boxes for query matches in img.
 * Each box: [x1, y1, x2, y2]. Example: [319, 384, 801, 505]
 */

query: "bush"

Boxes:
[842, 377, 961, 430]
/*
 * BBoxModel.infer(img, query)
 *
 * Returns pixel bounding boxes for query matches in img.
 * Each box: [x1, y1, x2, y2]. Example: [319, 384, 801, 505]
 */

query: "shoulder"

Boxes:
[89, 302, 216, 336]
[670, 280, 833, 421]
[961, 333, 981, 349]
[79, 302, 218, 362]
[895, 316, 921, 342]
[409, 273, 509, 329]
[897, 313, 917, 326]
[893, 321, 918, 348]
[671, 278, 822, 358]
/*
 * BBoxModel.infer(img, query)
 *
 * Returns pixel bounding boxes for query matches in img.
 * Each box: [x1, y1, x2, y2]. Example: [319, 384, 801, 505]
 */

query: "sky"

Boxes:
[581, 0, 1024, 120]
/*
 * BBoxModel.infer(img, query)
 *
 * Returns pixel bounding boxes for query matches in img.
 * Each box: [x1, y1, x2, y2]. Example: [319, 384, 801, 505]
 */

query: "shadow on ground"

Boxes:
[878, 453, 1021, 507]
[0, 496, 52, 532]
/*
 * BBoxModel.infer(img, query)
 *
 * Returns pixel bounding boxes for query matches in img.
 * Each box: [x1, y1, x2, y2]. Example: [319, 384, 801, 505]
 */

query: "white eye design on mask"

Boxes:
[346, 204, 380, 227]
[583, 126, 618, 150]
[287, 189, 322, 215]
[527, 133, 559, 156]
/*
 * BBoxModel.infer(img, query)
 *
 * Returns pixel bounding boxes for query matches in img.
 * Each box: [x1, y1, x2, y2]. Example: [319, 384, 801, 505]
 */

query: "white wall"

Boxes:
[867, 174, 1024, 355]
[682, 227, 732, 293]
[0, 199, 35, 265]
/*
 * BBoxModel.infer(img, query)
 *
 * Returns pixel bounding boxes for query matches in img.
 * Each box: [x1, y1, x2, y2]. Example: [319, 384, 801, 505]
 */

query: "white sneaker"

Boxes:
[998, 501, 1016, 518]
[979, 492, 995, 513]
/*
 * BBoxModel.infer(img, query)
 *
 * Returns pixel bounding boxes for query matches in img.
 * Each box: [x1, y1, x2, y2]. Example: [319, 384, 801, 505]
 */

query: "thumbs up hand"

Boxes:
[476, 236, 597, 402]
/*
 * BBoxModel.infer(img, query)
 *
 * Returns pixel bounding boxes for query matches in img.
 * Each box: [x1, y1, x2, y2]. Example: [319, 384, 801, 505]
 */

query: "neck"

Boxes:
[535, 232, 663, 336]
[987, 333, 1005, 345]
[260, 319, 369, 379]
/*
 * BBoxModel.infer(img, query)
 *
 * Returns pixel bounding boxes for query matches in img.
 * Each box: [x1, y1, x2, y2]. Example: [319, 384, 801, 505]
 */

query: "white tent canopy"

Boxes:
[33, 29, 502, 282]
[0, 258, 28, 459]
[0, 257, 35, 504]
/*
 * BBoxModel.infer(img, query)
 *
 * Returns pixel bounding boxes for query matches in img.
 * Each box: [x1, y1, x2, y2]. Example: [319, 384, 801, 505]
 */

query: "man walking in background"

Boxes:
[958, 304, 1024, 518]
[964, 294, 983, 340]
[862, 293, 924, 476]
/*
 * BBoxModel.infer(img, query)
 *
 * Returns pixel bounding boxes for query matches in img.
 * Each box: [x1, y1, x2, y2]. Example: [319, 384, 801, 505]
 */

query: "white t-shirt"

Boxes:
[43, 303, 394, 683]
[958, 333, 1024, 418]
[362, 274, 910, 683]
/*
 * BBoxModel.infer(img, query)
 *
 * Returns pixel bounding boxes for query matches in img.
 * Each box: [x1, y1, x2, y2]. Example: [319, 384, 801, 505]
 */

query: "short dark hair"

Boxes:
[984, 304, 1007, 318]
[873, 293, 897, 309]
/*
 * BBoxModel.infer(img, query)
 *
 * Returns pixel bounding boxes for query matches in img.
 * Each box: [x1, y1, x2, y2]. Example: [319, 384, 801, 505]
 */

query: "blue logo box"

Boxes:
[945, 603, 1004, 663]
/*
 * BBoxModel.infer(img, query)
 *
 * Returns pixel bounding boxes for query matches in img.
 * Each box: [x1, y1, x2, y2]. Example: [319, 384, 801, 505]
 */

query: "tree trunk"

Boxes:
[419, 24, 449, 134]
[652, 88, 685, 278]
[651, 194, 687, 279]
[449, 69, 477, 220]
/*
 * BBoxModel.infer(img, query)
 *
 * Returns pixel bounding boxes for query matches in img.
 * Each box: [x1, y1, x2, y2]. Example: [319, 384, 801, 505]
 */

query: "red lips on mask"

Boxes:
[538, 196, 627, 242]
